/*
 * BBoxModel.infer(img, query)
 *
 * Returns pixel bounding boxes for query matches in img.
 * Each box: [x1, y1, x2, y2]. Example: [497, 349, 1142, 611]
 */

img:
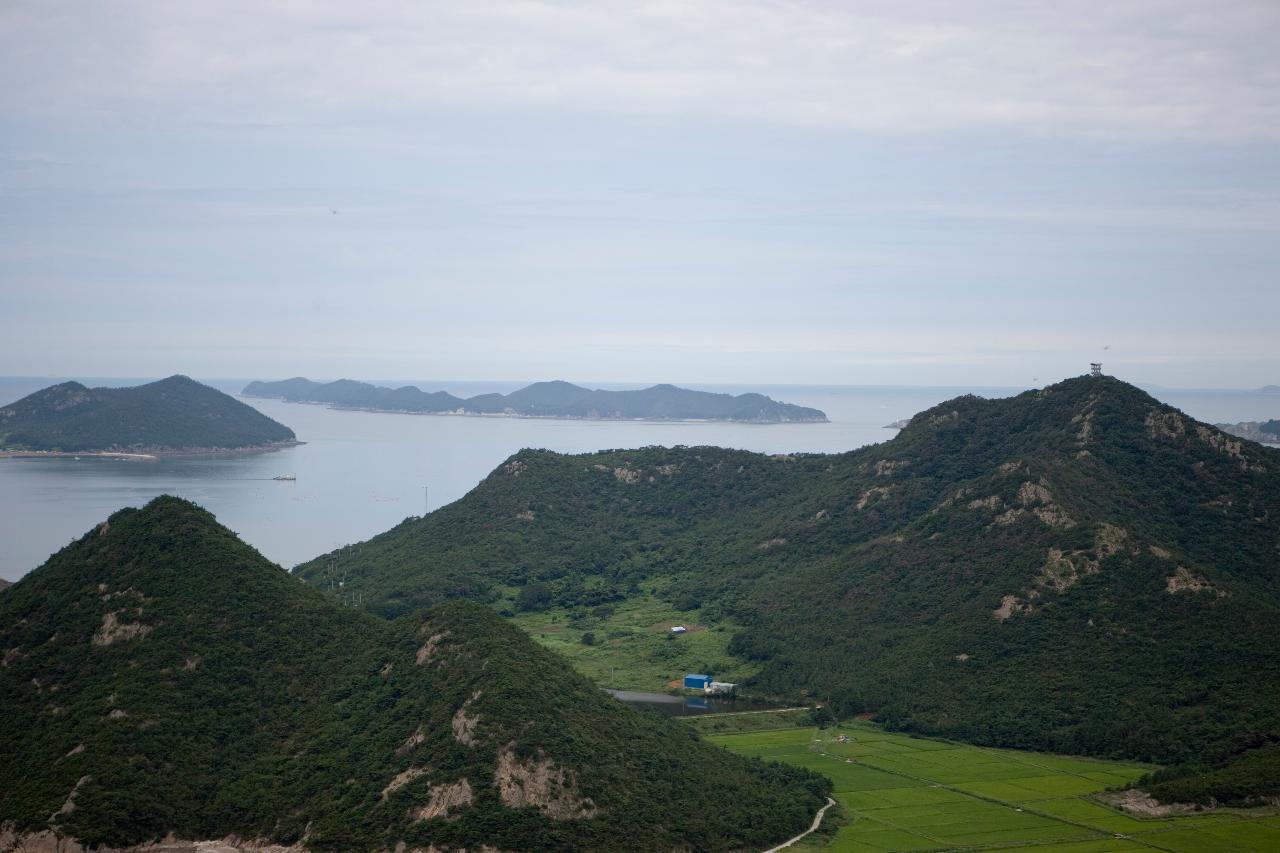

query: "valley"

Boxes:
[298, 375, 1280, 816]
[708, 718, 1280, 852]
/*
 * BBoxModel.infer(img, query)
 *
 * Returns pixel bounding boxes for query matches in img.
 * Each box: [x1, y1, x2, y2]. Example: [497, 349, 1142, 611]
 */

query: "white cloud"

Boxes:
[2, 0, 1278, 139]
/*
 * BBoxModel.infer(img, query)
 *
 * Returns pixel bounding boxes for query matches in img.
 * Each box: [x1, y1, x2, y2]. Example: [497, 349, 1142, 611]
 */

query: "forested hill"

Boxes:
[0, 497, 827, 852]
[298, 375, 1280, 799]
[0, 375, 296, 452]
[244, 377, 828, 422]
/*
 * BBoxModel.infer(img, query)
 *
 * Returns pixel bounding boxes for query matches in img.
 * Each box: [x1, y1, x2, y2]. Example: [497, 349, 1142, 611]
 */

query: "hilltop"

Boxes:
[298, 375, 1280, 803]
[0, 376, 297, 454]
[244, 377, 828, 423]
[0, 497, 828, 851]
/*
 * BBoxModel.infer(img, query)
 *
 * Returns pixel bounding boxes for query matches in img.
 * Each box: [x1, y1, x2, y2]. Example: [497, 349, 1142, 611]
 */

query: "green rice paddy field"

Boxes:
[708, 722, 1280, 852]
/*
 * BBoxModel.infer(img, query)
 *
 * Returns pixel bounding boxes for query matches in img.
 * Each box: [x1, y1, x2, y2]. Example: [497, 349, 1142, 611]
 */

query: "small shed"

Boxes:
[708, 681, 736, 694]
[669, 625, 687, 634]
[683, 673, 712, 690]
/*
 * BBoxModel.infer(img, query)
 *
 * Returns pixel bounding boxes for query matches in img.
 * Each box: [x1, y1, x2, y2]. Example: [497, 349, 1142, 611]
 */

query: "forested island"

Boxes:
[243, 377, 828, 423]
[0, 375, 298, 455]
[302, 375, 1280, 810]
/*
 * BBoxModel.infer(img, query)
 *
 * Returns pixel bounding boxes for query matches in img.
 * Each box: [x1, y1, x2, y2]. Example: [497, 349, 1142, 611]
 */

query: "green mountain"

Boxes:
[244, 377, 828, 423]
[298, 375, 1280, 800]
[0, 376, 296, 453]
[0, 497, 827, 851]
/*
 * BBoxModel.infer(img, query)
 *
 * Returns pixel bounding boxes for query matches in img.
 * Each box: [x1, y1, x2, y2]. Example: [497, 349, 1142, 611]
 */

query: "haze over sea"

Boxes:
[2, 376, 1276, 583]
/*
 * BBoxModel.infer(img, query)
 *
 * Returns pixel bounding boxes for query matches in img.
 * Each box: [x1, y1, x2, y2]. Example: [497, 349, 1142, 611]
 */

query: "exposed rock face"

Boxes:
[995, 525, 1131, 620]
[612, 466, 642, 484]
[1146, 409, 1186, 440]
[993, 594, 1029, 621]
[382, 767, 428, 800]
[856, 486, 892, 510]
[410, 779, 474, 822]
[1196, 425, 1264, 471]
[92, 611, 152, 646]
[494, 743, 597, 820]
[874, 459, 907, 477]
[415, 631, 449, 665]
[1166, 567, 1222, 596]
[1018, 482, 1053, 505]
[51, 774, 90, 824]
[452, 691, 482, 746]
[396, 726, 426, 756]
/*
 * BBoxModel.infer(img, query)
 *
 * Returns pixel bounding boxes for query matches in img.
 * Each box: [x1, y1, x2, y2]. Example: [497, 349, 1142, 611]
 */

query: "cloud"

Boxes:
[2, 0, 1278, 139]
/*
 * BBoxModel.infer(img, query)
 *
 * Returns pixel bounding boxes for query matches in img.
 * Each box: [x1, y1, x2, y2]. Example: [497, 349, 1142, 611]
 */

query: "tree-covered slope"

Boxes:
[0, 497, 827, 852]
[1142, 744, 1280, 807]
[244, 377, 828, 422]
[0, 375, 296, 452]
[298, 376, 1280, 784]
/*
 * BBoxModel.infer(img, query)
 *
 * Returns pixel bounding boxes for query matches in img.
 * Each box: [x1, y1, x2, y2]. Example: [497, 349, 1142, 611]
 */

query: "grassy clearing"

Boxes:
[708, 723, 1280, 852]
[502, 582, 757, 691]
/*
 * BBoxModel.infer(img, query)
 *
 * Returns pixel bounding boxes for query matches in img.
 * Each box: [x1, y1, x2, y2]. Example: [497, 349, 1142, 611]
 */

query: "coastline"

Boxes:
[0, 440, 304, 460]
[241, 396, 829, 424]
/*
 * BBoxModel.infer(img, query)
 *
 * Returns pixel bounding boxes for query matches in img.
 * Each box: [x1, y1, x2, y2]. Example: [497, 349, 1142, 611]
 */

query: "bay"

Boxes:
[2, 376, 1276, 582]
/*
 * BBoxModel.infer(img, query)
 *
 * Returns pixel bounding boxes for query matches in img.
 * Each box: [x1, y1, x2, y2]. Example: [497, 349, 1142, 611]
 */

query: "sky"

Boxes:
[1, 1, 1278, 388]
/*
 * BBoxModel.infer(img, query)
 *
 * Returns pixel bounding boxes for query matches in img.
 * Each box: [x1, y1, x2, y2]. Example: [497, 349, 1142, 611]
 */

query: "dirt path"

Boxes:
[762, 796, 836, 852]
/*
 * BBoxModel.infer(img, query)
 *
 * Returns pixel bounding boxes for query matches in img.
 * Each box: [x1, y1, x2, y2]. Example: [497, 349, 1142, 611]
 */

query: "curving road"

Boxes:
[763, 796, 837, 852]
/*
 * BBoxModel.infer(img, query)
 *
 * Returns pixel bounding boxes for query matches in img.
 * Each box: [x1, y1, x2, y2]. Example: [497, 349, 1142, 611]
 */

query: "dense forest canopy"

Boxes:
[299, 376, 1280, 805]
[0, 497, 827, 851]
[0, 375, 296, 452]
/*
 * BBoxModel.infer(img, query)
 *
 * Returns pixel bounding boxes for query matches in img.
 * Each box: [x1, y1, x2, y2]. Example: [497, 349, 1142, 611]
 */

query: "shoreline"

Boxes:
[0, 440, 304, 460]
[241, 396, 829, 425]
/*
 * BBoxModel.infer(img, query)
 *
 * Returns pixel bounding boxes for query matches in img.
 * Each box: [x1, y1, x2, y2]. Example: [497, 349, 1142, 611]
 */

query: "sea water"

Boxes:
[2, 377, 1276, 582]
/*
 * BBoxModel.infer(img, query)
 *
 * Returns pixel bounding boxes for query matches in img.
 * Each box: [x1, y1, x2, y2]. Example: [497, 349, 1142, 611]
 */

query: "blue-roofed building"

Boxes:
[683, 673, 712, 690]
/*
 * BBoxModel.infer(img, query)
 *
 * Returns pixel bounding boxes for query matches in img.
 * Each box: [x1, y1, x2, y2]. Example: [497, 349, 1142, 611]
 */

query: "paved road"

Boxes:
[762, 796, 837, 852]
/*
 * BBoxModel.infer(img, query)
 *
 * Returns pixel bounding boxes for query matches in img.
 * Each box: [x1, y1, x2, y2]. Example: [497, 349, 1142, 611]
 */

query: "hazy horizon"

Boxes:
[1, 372, 1277, 396]
[3, 1, 1279, 388]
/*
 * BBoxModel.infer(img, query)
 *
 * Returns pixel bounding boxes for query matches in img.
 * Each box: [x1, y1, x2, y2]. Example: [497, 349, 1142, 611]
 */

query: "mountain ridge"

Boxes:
[0, 497, 828, 851]
[296, 375, 1280, 795]
[243, 377, 828, 423]
[0, 376, 297, 453]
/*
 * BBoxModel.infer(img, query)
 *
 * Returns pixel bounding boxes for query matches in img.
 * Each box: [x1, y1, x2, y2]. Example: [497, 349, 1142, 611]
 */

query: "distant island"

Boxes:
[243, 377, 829, 423]
[1216, 419, 1280, 445]
[0, 375, 299, 456]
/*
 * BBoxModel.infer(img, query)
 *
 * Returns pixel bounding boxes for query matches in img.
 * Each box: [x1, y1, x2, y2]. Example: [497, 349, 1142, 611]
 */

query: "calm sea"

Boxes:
[2, 376, 1276, 582]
